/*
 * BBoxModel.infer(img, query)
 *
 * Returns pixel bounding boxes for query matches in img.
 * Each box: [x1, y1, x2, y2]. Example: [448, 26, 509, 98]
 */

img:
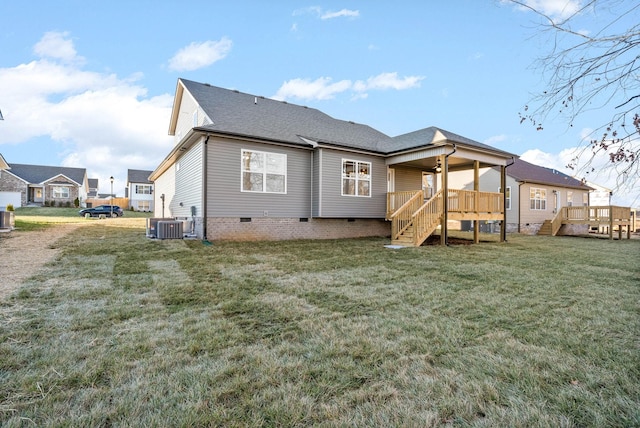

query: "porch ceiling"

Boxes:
[387, 144, 512, 171]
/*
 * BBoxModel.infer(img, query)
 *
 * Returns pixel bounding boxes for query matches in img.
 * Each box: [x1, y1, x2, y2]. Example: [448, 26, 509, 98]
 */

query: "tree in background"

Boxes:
[508, 0, 639, 195]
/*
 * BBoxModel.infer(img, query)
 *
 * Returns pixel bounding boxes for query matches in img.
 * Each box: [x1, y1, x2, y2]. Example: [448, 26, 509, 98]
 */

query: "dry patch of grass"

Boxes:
[1, 228, 639, 426]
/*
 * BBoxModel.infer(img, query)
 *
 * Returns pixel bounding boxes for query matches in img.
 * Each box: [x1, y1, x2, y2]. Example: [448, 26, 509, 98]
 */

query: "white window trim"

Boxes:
[499, 186, 512, 211]
[341, 158, 372, 198]
[135, 184, 152, 195]
[52, 186, 71, 199]
[241, 149, 287, 194]
[530, 187, 547, 210]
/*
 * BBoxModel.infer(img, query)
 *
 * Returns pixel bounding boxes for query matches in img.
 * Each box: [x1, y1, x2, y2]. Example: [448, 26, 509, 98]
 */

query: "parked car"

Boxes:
[79, 205, 124, 218]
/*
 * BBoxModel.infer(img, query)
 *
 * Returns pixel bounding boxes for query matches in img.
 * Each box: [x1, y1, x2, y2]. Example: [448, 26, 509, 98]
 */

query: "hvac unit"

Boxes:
[146, 218, 171, 238]
[157, 220, 183, 239]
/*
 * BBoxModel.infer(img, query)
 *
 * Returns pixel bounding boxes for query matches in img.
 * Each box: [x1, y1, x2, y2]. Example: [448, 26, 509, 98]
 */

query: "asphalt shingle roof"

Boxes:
[505, 158, 592, 190]
[127, 169, 153, 184]
[7, 163, 86, 185]
[180, 79, 513, 157]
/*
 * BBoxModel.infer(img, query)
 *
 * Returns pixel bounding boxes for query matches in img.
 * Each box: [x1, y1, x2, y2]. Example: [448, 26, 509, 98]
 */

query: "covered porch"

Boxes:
[385, 129, 514, 246]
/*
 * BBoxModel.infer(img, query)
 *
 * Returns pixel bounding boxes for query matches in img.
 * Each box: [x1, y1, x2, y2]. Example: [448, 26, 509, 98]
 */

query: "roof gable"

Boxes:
[0, 153, 9, 170]
[6, 163, 86, 186]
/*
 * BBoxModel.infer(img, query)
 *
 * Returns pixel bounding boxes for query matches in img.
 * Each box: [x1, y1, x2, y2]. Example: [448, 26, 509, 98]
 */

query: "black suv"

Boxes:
[79, 205, 124, 218]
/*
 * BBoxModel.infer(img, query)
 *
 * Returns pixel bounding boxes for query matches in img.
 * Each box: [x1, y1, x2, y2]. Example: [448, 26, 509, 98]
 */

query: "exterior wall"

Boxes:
[208, 137, 311, 218]
[153, 164, 176, 219]
[392, 166, 423, 192]
[0, 172, 27, 207]
[128, 182, 155, 212]
[207, 217, 390, 241]
[173, 139, 203, 218]
[315, 148, 386, 218]
[518, 183, 590, 234]
[174, 91, 208, 144]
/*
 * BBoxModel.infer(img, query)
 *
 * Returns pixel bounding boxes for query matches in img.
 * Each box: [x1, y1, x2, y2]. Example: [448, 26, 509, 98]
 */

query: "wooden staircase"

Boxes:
[390, 190, 443, 247]
[538, 220, 553, 235]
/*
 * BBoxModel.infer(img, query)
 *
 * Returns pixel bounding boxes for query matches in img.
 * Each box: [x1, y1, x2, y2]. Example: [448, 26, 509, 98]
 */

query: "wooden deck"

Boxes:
[539, 205, 633, 239]
[387, 189, 504, 246]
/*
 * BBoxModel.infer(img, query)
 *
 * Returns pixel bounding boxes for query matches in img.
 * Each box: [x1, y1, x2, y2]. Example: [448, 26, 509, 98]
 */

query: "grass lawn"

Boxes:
[12, 207, 152, 231]
[1, 221, 638, 426]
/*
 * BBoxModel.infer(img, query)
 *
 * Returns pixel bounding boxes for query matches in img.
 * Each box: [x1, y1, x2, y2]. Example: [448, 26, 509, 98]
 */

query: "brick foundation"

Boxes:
[206, 217, 391, 241]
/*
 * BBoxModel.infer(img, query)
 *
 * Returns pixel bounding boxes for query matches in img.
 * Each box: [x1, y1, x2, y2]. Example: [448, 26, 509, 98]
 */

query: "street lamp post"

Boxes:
[110, 176, 114, 218]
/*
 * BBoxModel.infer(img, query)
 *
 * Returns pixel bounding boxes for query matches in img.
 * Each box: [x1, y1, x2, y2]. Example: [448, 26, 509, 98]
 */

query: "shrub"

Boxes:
[74, 197, 80, 208]
[6, 204, 14, 211]
[65, 201, 71, 208]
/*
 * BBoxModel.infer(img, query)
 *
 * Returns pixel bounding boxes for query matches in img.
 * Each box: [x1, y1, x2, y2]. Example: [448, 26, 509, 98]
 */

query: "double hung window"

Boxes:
[530, 187, 546, 210]
[342, 159, 371, 197]
[241, 150, 287, 193]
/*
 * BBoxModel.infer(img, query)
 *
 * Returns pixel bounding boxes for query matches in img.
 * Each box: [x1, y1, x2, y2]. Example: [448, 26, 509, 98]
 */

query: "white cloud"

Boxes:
[168, 37, 232, 72]
[273, 77, 352, 101]
[274, 72, 424, 101]
[354, 72, 424, 91]
[33, 31, 83, 63]
[505, 0, 583, 20]
[0, 32, 174, 194]
[321, 9, 360, 20]
[293, 6, 359, 20]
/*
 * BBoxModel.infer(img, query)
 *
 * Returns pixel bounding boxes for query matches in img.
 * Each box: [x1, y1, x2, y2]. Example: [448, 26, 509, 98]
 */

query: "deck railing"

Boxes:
[446, 189, 503, 213]
[412, 190, 443, 245]
[388, 191, 423, 241]
[386, 190, 421, 219]
[562, 205, 631, 223]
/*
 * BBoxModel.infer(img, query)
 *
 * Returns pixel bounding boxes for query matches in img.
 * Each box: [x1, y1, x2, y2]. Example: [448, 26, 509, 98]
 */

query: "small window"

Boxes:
[567, 191, 573, 207]
[342, 159, 371, 197]
[241, 149, 287, 194]
[530, 187, 547, 210]
[135, 185, 152, 195]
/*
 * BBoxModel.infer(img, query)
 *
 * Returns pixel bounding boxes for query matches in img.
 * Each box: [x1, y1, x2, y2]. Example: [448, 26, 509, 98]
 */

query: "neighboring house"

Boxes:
[0, 162, 88, 208]
[587, 181, 612, 206]
[87, 178, 99, 198]
[0, 153, 11, 209]
[449, 158, 593, 234]
[127, 169, 154, 212]
[150, 79, 515, 244]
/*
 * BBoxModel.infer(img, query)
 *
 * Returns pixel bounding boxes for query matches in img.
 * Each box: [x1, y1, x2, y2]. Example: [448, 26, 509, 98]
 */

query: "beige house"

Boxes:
[449, 158, 593, 234]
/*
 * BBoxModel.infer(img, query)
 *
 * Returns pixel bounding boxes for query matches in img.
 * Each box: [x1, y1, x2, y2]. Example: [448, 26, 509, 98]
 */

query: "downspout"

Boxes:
[501, 156, 516, 242]
[202, 135, 210, 241]
[441, 144, 457, 246]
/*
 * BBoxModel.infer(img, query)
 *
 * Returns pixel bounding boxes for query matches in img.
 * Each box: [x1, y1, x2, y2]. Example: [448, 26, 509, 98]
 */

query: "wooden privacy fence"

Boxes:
[85, 197, 129, 208]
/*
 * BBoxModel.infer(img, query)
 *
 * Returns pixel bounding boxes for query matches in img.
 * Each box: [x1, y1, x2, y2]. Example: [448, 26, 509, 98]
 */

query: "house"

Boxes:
[87, 178, 99, 198]
[448, 158, 594, 234]
[0, 153, 11, 210]
[149, 79, 516, 245]
[0, 161, 88, 208]
[126, 169, 154, 212]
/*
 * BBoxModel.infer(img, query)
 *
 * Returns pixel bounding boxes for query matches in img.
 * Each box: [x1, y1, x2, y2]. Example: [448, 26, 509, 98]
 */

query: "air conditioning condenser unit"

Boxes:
[157, 220, 183, 239]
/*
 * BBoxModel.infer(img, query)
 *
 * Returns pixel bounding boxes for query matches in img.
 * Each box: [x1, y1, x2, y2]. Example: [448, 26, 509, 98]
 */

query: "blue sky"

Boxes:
[0, 0, 637, 206]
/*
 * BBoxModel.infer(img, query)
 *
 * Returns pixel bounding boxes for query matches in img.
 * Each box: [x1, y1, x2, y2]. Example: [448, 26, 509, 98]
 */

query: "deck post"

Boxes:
[500, 165, 506, 242]
[441, 155, 448, 246]
[473, 160, 479, 244]
[609, 206, 614, 240]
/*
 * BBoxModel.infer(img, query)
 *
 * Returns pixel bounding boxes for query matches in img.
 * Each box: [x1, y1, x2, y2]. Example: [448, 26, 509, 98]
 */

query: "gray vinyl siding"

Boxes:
[316, 149, 386, 218]
[153, 165, 175, 218]
[172, 140, 203, 217]
[312, 149, 321, 217]
[207, 137, 312, 218]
